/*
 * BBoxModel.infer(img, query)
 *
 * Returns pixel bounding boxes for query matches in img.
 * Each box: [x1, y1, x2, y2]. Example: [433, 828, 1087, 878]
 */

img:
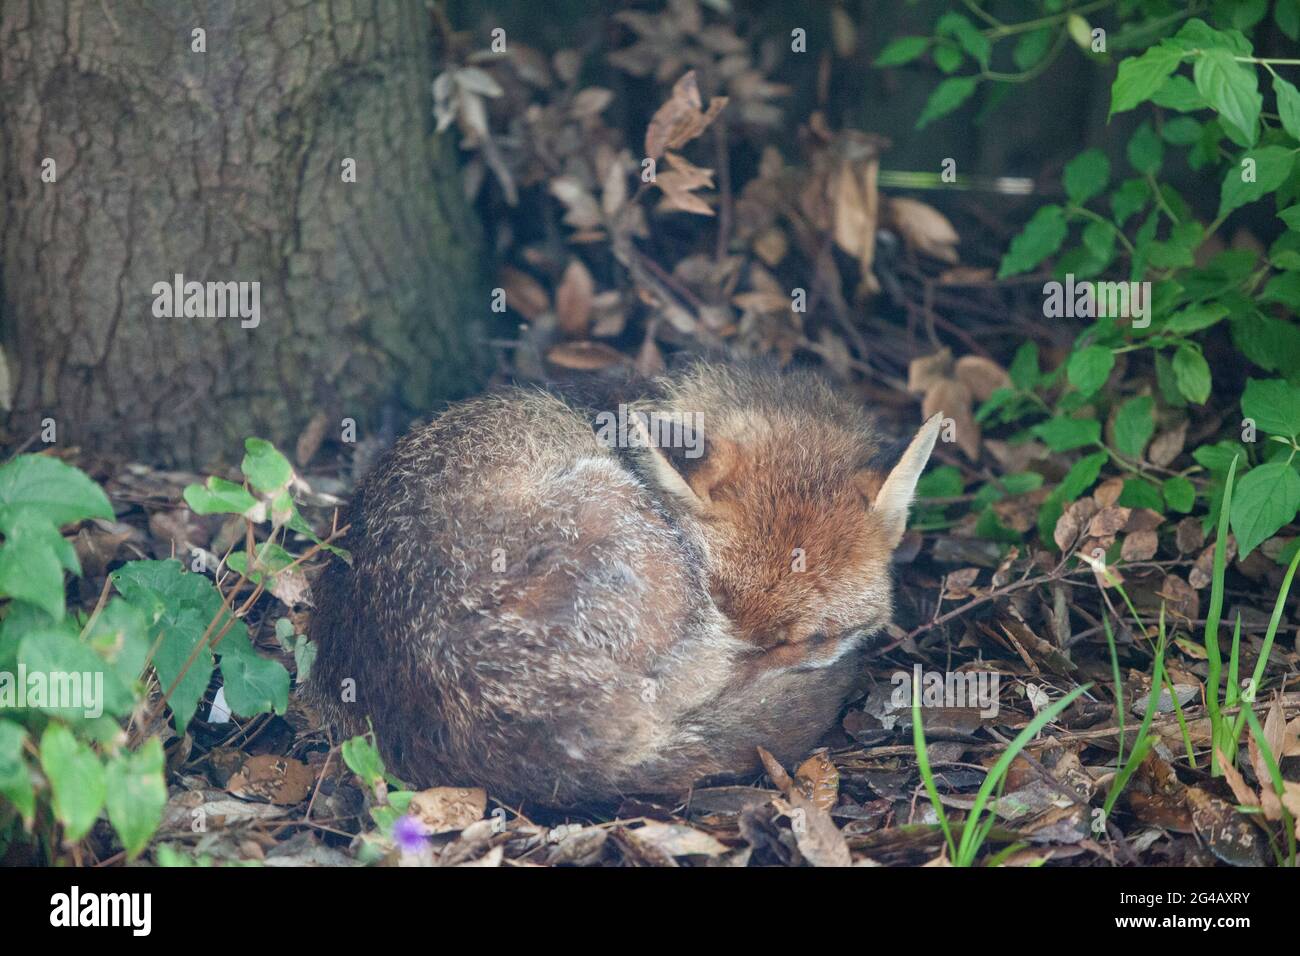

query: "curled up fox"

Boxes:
[308, 361, 940, 805]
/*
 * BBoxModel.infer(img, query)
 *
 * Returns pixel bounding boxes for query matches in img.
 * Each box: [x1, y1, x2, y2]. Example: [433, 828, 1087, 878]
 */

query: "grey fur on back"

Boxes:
[306, 363, 897, 805]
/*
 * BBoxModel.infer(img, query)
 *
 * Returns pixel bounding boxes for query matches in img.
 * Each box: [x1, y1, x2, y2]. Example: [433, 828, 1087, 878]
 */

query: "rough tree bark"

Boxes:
[0, 0, 487, 466]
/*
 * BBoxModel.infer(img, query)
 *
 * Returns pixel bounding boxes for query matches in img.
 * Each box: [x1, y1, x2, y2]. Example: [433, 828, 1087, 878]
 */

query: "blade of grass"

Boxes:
[955, 683, 1091, 865]
[1204, 455, 1238, 776]
[912, 692, 956, 860]
[1102, 613, 1125, 770]
[1230, 546, 1300, 749]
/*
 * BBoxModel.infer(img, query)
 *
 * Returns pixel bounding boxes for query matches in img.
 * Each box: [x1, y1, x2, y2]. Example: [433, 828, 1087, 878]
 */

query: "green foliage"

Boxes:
[881, 6, 1300, 564]
[0, 440, 318, 863]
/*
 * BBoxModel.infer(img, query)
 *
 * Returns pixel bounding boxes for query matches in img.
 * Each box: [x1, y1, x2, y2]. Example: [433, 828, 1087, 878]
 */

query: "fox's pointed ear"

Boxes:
[866, 413, 943, 548]
[632, 414, 737, 510]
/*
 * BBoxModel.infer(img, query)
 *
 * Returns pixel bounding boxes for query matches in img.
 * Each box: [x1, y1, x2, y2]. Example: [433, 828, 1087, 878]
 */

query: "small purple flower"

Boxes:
[393, 814, 430, 854]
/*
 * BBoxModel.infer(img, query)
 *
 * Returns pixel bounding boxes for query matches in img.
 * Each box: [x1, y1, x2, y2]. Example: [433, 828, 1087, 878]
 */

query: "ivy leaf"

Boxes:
[998, 204, 1067, 278]
[183, 477, 260, 518]
[1067, 345, 1115, 396]
[1114, 395, 1156, 459]
[241, 438, 294, 495]
[1172, 345, 1212, 404]
[1032, 417, 1101, 452]
[0, 455, 113, 534]
[39, 724, 106, 841]
[875, 36, 929, 67]
[0, 720, 35, 825]
[17, 629, 136, 721]
[916, 76, 978, 129]
[1218, 147, 1297, 217]
[105, 739, 167, 860]
[111, 560, 229, 733]
[1193, 48, 1261, 145]
[1064, 149, 1110, 205]
[216, 628, 290, 719]
[1241, 377, 1300, 438]
[1110, 43, 1185, 116]
[0, 512, 76, 619]
[1230, 460, 1300, 558]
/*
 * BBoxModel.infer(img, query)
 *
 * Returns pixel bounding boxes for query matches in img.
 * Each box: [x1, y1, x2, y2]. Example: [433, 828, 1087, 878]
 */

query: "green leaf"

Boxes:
[1262, 272, 1300, 309]
[1230, 460, 1300, 557]
[1032, 417, 1102, 452]
[1218, 147, 1297, 217]
[1067, 345, 1115, 396]
[215, 628, 289, 719]
[111, 560, 227, 733]
[1274, 74, 1300, 141]
[1064, 149, 1110, 205]
[1059, 451, 1110, 500]
[0, 455, 113, 534]
[183, 477, 260, 518]
[936, 13, 990, 68]
[1166, 302, 1229, 334]
[1008, 341, 1040, 389]
[1126, 121, 1164, 175]
[1118, 478, 1163, 511]
[1013, 29, 1053, 71]
[39, 724, 106, 841]
[1110, 178, 1150, 227]
[1172, 345, 1212, 404]
[1114, 395, 1156, 459]
[1241, 377, 1300, 438]
[241, 438, 294, 495]
[1279, 0, 1300, 40]
[875, 36, 929, 67]
[341, 736, 387, 790]
[1110, 43, 1185, 116]
[84, 598, 152, 690]
[0, 512, 76, 619]
[998, 204, 1067, 278]
[1152, 75, 1206, 112]
[916, 76, 978, 130]
[916, 465, 964, 499]
[1279, 204, 1300, 230]
[17, 628, 136, 721]
[1163, 475, 1196, 513]
[0, 720, 35, 825]
[105, 739, 166, 860]
[1193, 48, 1261, 145]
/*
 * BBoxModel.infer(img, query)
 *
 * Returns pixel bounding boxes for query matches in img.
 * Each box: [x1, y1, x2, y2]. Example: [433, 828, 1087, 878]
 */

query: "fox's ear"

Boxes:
[632, 415, 737, 510]
[861, 413, 943, 548]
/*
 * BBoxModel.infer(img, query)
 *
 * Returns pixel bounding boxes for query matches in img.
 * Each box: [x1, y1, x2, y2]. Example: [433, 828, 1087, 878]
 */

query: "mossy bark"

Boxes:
[0, 0, 487, 466]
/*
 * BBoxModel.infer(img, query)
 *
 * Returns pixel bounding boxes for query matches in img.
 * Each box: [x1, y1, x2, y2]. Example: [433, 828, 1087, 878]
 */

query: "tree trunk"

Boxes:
[0, 0, 487, 466]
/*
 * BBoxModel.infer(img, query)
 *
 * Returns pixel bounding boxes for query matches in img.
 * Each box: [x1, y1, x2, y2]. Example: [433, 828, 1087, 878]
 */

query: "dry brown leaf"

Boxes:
[570, 86, 613, 120]
[1121, 530, 1159, 562]
[907, 348, 953, 394]
[225, 755, 315, 806]
[757, 746, 793, 794]
[922, 378, 979, 460]
[1092, 477, 1125, 508]
[888, 196, 960, 264]
[794, 751, 840, 812]
[545, 340, 628, 370]
[1148, 421, 1188, 468]
[953, 355, 1010, 402]
[778, 790, 852, 867]
[1216, 749, 1260, 808]
[644, 71, 728, 159]
[555, 259, 595, 337]
[408, 787, 487, 834]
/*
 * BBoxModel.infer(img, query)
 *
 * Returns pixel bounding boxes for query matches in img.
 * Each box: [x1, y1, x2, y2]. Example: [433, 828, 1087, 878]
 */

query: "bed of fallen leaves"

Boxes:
[27, 0, 1300, 867]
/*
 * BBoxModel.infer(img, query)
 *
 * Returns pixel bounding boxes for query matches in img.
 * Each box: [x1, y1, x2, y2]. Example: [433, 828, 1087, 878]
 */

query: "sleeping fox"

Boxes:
[307, 362, 940, 805]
